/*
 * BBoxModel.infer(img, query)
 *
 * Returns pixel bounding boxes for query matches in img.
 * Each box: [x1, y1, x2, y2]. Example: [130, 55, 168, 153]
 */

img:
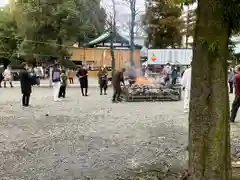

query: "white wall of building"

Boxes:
[148, 49, 192, 65]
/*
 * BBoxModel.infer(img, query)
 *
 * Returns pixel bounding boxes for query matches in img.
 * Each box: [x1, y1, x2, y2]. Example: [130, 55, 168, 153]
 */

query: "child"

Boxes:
[58, 70, 67, 98]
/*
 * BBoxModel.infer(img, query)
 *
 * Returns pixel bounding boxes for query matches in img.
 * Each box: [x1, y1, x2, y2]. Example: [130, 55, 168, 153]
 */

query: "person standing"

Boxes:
[228, 68, 235, 94]
[49, 65, 53, 87]
[141, 65, 146, 77]
[230, 65, 240, 122]
[20, 63, 32, 107]
[52, 63, 61, 101]
[181, 66, 187, 77]
[58, 69, 67, 98]
[181, 65, 192, 113]
[34, 66, 40, 86]
[162, 63, 171, 85]
[171, 66, 178, 85]
[68, 69, 74, 84]
[76, 66, 88, 96]
[98, 66, 108, 95]
[112, 68, 125, 103]
[0, 64, 4, 88]
[0, 73, 3, 88]
[3, 66, 13, 88]
[38, 65, 44, 79]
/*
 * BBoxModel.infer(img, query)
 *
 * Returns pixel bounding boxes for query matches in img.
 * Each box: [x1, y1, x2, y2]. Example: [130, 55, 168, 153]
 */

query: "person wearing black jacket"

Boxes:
[0, 73, 3, 88]
[0, 65, 4, 88]
[112, 68, 125, 103]
[76, 66, 88, 96]
[20, 63, 32, 107]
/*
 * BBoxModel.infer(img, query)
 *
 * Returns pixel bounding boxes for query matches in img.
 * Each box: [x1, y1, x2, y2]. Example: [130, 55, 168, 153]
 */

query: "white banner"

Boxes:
[147, 49, 192, 65]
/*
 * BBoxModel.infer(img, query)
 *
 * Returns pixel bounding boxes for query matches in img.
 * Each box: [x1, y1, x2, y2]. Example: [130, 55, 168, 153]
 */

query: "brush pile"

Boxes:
[122, 84, 181, 102]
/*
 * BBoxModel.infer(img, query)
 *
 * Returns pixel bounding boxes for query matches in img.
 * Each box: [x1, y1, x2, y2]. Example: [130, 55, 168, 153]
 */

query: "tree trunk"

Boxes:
[189, 0, 231, 179]
[110, 22, 116, 76]
[111, 0, 116, 76]
[130, 0, 136, 67]
[185, 4, 190, 48]
[110, 38, 116, 76]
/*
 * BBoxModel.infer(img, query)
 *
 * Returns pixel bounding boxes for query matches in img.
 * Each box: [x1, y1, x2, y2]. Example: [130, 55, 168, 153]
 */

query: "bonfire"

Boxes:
[134, 76, 155, 85]
[122, 70, 181, 101]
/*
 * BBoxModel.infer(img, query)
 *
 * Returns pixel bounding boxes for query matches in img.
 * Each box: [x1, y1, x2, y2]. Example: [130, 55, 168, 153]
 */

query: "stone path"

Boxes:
[0, 88, 239, 179]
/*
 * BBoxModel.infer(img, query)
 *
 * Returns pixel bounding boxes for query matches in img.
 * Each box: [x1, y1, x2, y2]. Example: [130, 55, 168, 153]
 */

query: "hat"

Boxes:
[121, 68, 126, 72]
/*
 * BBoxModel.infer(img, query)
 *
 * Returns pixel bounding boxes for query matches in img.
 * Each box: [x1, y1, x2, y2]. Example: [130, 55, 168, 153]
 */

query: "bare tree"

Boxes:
[110, 0, 117, 75]
[185, 4, 190, 48]
[122, 0, 139, 67]
[184, 5, 195, 48]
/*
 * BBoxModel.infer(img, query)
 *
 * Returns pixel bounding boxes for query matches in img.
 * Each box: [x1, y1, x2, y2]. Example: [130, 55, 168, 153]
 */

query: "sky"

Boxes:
[101, 0, 145, 38]
[0, 0, 9, 7]
[102, 0, 145, 13]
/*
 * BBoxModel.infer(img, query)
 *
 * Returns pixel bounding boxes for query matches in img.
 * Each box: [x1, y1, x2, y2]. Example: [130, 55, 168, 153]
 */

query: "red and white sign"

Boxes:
[151, 54, 157, 61]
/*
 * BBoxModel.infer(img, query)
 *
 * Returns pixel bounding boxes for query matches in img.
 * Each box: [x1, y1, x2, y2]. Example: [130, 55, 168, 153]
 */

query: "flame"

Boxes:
[135, 77, 153, 85]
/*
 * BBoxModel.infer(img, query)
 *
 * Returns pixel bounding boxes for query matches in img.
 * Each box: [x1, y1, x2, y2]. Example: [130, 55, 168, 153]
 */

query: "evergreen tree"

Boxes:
[144, 0, 184, 48]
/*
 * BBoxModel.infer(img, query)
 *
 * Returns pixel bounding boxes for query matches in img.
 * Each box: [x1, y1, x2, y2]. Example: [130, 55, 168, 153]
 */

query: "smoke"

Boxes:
[124, 67, 162, 87]
[125, 67, 142, 79]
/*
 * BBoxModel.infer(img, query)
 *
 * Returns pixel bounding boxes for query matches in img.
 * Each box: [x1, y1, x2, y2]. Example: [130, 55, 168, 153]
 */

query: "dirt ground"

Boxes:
[0, 87, 239, 180]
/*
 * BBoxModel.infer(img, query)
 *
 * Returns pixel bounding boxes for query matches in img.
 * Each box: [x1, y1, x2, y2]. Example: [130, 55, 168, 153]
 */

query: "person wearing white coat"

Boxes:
[3, 66, 13, 88]
[181, 66, 192, 113]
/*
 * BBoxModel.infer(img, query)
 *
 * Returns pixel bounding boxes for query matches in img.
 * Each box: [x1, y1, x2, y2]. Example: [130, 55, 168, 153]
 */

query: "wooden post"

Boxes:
[83, 48, 86, 66]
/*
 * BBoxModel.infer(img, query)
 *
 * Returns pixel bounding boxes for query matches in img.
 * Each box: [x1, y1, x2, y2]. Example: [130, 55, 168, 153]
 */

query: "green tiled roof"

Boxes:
[86, 32, 111, 46]
[84, 30, 142, 49]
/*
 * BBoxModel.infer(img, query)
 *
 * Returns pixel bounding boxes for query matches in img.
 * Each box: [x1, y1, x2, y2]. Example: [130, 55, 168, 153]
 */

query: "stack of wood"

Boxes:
[125, 84, 181, 100]
[121, 74, 182, 101]
[128, 84, 160, 96]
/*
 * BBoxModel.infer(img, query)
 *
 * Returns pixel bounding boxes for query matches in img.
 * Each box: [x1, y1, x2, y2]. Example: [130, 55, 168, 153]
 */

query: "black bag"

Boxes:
[29, 73, 37, 85]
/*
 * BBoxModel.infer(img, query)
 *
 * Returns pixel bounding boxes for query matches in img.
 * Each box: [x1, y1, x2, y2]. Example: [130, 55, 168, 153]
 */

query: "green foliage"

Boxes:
[0, 0, 106, 62]
[76, 0, 106, 45]
[144, 0, 184, 48]
[224, 0, 240, 34]
[183, 7, 196, 47]
[0, 9, 19, 59]
[175, 0, 196, 5]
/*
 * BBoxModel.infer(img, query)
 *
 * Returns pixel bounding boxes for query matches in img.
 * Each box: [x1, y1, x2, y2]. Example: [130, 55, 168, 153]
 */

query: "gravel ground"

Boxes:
[0, 87, 239, 180]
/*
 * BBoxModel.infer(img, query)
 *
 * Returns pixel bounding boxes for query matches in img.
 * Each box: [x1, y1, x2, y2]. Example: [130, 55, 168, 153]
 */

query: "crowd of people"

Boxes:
[0, 62, 127, 105]
[142, 63, 187, 86]
[3, 62, 240, 123]
[12, 62, 125, 106]
[0, 62, 189, 107]
[0, 65, 44, 88]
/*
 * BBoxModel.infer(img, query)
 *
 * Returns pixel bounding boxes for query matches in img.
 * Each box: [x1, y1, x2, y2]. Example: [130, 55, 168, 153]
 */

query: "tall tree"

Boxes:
[14, 0, 72, 60]
[144, 0, 184, 48]
[183, 6, 195, 48]
[10, 0, 106, 61]
[180, 0, 196, 48]
[0, 8, 19, 60]
[122, 0, 137, 67]
[76, 0, 106, 46]
[110, 0, 117, 75]
[187, 0, 240, 178]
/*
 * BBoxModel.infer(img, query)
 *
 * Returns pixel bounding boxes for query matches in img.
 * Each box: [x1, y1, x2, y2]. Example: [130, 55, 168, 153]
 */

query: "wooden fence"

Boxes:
[68, 47, 141, 70]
